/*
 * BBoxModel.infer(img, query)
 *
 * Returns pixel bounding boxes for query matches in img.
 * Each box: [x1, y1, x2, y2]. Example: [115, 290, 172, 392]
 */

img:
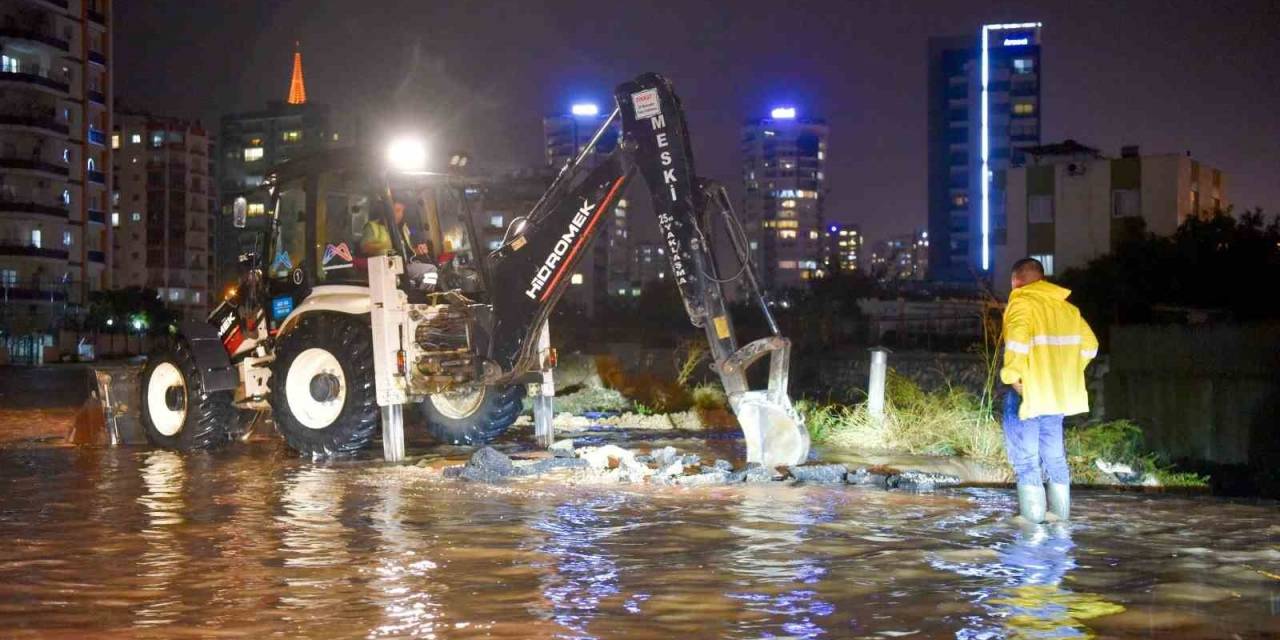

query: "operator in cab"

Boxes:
[359, 196, 431, 258]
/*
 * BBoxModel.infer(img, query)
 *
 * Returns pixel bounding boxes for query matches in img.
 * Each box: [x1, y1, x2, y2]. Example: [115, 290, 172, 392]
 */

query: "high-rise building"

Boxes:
[741, 107, 828, 294]
[823, 223, 863, 274]
[870, 229, 929, 283]
[927, 23, 1042, 285]
[0, 0, 113, 344]
[542, 103, 626, 316]
[216, 45, 331, 287]
[111, 110, 214, 319]
[997, 141, 1227, 294]
[628, 241, 668, 294]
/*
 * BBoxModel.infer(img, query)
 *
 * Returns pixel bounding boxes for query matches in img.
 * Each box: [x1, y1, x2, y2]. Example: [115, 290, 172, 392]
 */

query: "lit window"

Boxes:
[1030, 253, 1055, 276]
[130, 133, 141, 144]
[111, 134, 120, 149]
[1012, 102, 1036, 115]
[63, 230, 72, 246]
[170, 289, 182, 301]
[131, 212, 141, 222]
[631, 288, 641, 297]
[0, 269, 16, 286]
[86, 158, 95, 171]
[776, 220, 799, 229]
[281, 130, 302, 143]
[151, 132, 164, 147]
[778, 260, 797, 269]
[490, 214, 504, 228]
[247, 203, 265, 216]
[0, 55, 16, 73]
[61, 190, 71, 206]
[249, 137, 262, 146]
[570, 273, 584, 285]
[1013, 58, 1035, 74]
[193, 292, 201, 303]
[763, 130, 776, 137]
[781, 199, 796, 209]
[808, 230, 819, 240]
[243, 147, 264, 162]
[111, 212, 119, 227]
[62, 148, 70, 163]
[31, 229, 42, 248]
[487, 239, 502, 251]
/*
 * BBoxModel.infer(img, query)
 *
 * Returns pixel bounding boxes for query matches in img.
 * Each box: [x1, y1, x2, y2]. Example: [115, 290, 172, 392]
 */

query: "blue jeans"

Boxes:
[1002, 391, 1070, 485]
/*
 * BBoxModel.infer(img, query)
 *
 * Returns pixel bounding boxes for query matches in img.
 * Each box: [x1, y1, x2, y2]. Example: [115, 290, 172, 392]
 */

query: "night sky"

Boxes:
[116, 0, 1280, 245]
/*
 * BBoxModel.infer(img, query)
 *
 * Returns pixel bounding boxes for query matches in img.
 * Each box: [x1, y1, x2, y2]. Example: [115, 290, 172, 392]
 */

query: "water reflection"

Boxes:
[366, 476, 440, 638]
[530, 493, 626, 638]
[134, 450, 186, 628]
[726, 487, 836, 638]
[277, 465, 351, 618]
[943, 523, 1125, 639]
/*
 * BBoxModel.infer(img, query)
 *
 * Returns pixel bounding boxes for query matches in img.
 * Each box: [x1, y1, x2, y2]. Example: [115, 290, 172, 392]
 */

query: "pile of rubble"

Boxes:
[436, 441, 962, 491]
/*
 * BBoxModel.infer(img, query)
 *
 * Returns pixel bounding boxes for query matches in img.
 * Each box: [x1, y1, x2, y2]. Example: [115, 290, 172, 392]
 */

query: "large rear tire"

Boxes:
[140, 339, 235, 450]
[421, 384, 525, 445]
[269, 313, 379, 457]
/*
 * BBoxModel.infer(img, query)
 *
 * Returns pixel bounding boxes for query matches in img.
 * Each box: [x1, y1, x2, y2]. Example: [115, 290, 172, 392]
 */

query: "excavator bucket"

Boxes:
[68, 364, 147, 446]
[716, 337, 810, 468]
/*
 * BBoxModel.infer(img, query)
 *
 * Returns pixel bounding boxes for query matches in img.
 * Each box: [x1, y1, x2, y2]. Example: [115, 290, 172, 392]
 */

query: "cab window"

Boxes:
[269, 184, 306, 280]
[315, 170, 374, 284]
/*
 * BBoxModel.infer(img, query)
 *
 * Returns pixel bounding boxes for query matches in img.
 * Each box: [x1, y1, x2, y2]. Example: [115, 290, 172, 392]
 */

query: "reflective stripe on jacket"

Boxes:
[999, 279, 1098, 419]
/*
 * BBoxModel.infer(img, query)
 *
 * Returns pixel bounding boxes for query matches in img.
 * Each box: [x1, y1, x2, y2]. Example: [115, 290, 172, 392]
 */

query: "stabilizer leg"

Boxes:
[382, 404, 405, 462]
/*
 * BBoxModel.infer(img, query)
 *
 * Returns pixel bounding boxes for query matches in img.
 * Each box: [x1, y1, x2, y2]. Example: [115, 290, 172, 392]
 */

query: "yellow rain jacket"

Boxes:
[999, 279, 1099, 419]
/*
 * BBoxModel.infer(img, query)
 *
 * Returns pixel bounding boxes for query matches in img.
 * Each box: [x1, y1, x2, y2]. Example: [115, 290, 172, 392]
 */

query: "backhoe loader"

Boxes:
[109, 73, 809, 467]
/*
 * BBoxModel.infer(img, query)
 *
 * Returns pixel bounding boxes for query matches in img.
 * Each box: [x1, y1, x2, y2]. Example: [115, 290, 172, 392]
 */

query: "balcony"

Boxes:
[88, 127, 107, 146]
[0, 69, 70, 94]
[0, 200, 69, 219]
[0, 157, 70, 177]
[87, 90, 106, 105]
[0, 27, 70, 52]
[0, 244, 69, 260]
[87, 170, 106, 184]
[87, 208, 106, 224]
[88, 50, 106, 66]
[89, 250, 105, 263]
[0, 114, 69, 135]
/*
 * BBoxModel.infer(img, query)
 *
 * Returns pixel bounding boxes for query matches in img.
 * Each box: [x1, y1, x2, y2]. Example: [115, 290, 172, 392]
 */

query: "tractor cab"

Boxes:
[248, 148, 489, 329]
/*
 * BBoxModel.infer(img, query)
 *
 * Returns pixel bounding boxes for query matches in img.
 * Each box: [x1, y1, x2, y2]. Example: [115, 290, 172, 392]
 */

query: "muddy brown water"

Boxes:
[0, 440, 1277, 639]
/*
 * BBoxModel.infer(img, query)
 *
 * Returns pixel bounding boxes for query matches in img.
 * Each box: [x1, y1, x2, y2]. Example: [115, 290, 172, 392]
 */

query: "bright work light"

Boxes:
[386, 137, 427, 171]
[571, 103, 599, 117]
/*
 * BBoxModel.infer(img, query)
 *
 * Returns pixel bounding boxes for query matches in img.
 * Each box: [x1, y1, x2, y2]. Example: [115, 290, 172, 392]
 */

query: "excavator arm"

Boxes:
[487, 73, 809, 467]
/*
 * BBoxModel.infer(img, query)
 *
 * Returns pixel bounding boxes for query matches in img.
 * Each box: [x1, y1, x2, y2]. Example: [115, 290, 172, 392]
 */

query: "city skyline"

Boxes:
[112, 0, 1280, 248]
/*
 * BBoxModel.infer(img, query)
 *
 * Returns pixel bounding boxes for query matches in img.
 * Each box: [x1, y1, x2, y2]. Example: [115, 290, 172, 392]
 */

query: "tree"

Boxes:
[1059, 208, 1280, 345]
[85, 287, 178, 335]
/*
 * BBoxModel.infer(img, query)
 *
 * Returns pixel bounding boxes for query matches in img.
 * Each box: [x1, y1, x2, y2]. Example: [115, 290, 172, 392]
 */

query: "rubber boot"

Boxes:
[1047, 483, 1070, 521]
[1017, 483, 1047, 524]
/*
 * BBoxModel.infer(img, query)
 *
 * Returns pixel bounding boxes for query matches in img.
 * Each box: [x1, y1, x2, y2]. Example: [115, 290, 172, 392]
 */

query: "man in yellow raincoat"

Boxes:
[1000, 257, 1098, 523]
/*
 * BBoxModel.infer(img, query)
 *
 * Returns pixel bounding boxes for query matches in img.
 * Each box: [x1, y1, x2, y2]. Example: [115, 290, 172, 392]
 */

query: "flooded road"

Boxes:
[0, 442, 1277, 639]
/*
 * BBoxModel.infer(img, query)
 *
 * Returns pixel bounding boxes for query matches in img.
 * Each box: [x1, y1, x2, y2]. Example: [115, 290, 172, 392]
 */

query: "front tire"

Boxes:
[421, 384, 525, 445]
[269, 313, 379, 457]
[140, 339, 235, 450]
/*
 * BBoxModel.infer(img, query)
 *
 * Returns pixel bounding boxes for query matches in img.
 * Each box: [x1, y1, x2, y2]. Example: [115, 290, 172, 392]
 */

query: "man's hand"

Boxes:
[1012, 381, 1023, 395]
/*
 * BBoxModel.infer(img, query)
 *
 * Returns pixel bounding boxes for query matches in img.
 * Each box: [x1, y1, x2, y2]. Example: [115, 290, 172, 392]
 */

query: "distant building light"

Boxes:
[571, 103, 599, 117]
[770, 107, 796, 119]
[830, 225, 838, 232]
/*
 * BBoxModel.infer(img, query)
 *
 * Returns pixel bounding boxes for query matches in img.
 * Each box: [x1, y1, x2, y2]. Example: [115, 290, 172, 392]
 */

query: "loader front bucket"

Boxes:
[68, 364, 147, 446]
[716, 337, 810, 469]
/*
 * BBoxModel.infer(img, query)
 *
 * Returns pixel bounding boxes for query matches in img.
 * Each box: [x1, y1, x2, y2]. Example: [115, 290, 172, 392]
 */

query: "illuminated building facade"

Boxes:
[0, 0, 113, 346]
[111, 110, 214, 318]
[927, 23, 1041, 284]
[823, 223, 862, 274]
[741, 107, 828, 293]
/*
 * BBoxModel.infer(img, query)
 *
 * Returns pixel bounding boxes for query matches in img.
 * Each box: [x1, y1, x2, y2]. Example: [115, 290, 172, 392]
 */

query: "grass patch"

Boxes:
[802, 371, 1208, 488]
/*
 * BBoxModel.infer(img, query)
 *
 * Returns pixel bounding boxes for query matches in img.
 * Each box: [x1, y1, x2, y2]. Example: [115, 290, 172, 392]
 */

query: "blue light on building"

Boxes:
[770, 106, 797, 119]
[571, 103, 599, 117]
[980, 22, 1042, 271]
